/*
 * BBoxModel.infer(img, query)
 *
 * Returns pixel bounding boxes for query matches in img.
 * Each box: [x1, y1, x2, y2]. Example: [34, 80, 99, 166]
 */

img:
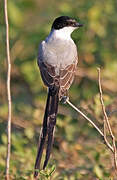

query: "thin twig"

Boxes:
[66, 68, 117, 173]
[97, 68, 117, 169]
[4, 0, 12, 179]
[66, 99, 103, 136]
[66, 99, 113, 152]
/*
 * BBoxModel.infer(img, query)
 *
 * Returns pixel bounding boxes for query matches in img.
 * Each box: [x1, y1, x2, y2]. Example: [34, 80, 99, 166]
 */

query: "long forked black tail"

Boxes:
[43, 90, 59, 169]
[34, 88, 59, 178]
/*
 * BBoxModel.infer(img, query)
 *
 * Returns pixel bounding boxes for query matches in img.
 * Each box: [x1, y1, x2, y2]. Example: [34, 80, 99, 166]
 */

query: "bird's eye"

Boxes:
[66, 22, 69, 26]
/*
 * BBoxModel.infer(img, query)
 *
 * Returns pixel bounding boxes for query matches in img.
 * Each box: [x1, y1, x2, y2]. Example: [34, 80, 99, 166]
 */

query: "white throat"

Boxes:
[46, 26, 77, 42]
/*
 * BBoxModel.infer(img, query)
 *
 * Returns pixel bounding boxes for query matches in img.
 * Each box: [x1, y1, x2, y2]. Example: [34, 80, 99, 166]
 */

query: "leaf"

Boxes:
[94, 165, 103, 179]
[49, 165, 56, 176]
[24, 128, 34, 139]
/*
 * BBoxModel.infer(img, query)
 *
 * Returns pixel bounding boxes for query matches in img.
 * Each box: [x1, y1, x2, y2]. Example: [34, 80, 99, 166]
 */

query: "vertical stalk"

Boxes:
[4, 0, 12, 179]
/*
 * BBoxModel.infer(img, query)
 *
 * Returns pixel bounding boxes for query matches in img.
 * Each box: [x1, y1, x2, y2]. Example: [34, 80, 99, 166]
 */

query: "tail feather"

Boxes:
[43, 92, 59, 169]
[34, 90, 51, 177]
[34, 88, 59, 178]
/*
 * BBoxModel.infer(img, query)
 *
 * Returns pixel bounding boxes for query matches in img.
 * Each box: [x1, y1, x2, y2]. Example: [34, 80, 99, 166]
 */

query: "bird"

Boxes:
[34, 16, 83, 178]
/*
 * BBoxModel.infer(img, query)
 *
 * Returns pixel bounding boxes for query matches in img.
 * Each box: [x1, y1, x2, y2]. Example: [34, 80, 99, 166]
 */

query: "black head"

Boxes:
[51, 16, 83, 30]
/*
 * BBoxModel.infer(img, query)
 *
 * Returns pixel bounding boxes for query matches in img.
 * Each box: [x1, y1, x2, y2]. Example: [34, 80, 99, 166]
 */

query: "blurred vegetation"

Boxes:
[1, 0, 117, 179]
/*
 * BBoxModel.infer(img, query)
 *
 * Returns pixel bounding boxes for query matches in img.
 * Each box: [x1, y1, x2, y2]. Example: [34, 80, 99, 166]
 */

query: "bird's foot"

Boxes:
[61, 96, 69, 104]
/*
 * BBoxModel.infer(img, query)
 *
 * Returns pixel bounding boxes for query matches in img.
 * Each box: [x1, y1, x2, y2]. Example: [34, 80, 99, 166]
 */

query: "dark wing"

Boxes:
[38, 57, 78, 98]
[59, 58, 78, 98]
[38, 61, 56, 88]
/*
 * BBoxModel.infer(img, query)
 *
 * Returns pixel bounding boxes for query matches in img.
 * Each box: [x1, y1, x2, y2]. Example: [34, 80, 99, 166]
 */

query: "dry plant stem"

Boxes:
[4, 0, 12, 179]
[97, 68, 117, 169]
[66, 99, 103, 136]
[66, 100, 114, 153]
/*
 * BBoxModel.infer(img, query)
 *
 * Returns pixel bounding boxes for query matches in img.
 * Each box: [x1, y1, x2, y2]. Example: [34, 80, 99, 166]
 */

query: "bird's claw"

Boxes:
[61, 96, 69, 104]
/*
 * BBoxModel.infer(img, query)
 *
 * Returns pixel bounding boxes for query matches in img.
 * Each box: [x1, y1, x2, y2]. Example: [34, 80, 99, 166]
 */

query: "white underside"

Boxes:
[38, 27, 78, 75]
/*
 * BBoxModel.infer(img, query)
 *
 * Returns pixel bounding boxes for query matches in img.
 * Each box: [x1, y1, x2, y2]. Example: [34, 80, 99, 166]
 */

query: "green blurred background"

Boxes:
[1, 0, 117, 179]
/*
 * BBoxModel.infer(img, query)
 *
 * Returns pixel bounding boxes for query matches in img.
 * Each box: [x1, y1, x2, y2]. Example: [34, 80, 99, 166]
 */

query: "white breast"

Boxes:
[38, 27, 78, 74]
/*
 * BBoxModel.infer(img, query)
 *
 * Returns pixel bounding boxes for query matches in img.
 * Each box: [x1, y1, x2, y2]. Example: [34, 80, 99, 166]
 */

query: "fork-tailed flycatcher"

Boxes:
[34, 16, 83, 177]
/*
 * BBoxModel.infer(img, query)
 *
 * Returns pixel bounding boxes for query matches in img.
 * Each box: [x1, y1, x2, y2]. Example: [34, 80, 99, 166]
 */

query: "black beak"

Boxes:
[75, 22, 83, 27]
